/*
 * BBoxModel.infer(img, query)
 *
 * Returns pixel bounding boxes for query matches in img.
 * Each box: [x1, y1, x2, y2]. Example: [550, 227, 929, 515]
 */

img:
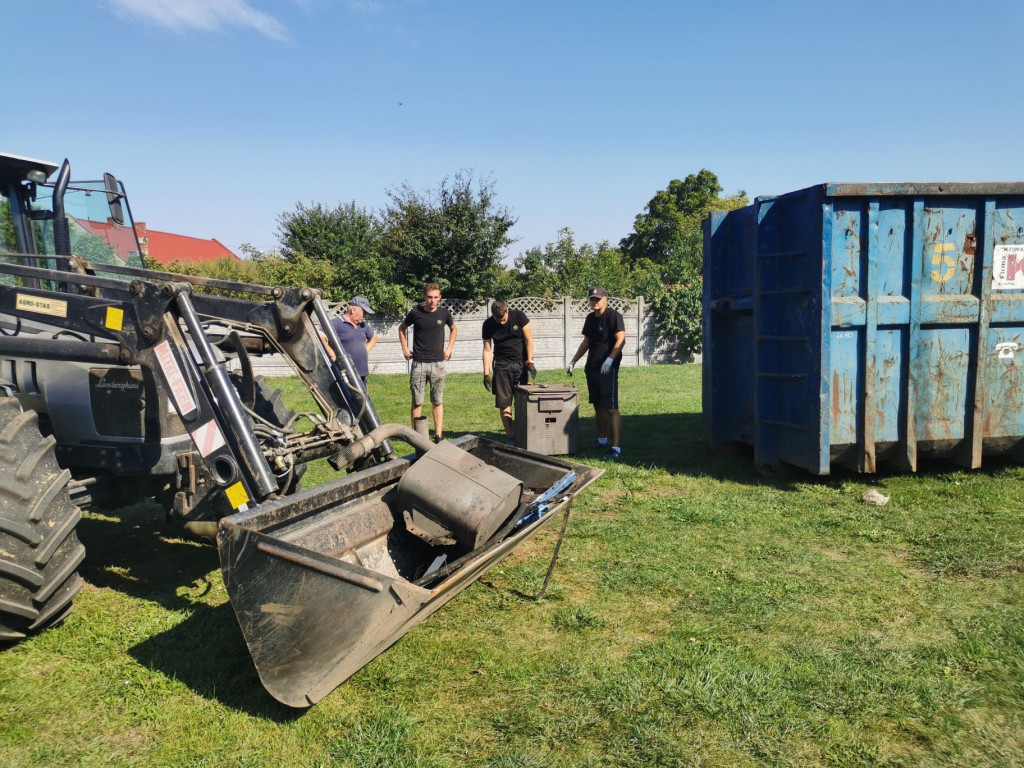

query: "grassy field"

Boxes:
[1, 365, 1022, 767]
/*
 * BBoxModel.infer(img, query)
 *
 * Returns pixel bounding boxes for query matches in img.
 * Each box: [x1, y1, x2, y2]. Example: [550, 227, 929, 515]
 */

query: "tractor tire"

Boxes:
[0, 398, 85, 642]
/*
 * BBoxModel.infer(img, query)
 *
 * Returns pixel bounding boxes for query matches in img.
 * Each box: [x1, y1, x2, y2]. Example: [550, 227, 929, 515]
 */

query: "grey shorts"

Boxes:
[410, 360, 446, 406]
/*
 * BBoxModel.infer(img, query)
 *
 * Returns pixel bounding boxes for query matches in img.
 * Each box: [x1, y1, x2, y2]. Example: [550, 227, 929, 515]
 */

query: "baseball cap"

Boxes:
[349, 295, 374, 315]
[587, 286, 608, 299]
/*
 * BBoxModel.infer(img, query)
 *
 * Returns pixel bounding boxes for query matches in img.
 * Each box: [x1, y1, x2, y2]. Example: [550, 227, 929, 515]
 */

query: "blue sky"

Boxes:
[5, 1, 1023, 260]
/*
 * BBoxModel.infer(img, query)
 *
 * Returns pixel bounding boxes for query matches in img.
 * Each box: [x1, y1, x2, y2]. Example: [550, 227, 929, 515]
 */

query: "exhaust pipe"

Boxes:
[52, 160, 72, 257]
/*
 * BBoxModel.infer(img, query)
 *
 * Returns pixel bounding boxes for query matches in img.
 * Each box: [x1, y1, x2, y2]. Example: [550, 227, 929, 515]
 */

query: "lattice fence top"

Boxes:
[438, 298, 482, 316]
[570, 296, 635, 315]
[328, 295, 638, 320]
[508, 297, 561, 314]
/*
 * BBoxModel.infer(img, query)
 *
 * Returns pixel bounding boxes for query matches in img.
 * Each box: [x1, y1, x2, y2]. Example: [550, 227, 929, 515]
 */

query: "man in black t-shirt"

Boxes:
[398, 283, 458, 442]
[482, 300, 534, 444]
[567, 286, 626, 460]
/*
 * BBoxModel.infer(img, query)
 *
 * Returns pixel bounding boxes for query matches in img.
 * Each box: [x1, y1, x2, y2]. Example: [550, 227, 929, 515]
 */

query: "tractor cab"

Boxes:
[0, 152, 145, 269]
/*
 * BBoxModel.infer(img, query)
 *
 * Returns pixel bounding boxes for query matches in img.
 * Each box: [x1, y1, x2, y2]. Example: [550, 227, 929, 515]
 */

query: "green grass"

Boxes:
[2, 365, 1023, 767]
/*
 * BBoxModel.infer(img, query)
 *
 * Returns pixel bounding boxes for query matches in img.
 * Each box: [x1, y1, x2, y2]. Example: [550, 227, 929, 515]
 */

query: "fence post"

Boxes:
[636, 295, 645, 367]
[563, 295, 573, 367]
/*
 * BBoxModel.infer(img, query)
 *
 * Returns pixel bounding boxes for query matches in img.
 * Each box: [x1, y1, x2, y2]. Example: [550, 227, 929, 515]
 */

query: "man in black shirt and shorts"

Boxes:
[567, 286, 626, 460]
[482, 299, 534, 445]
[399, 283, 458, 442]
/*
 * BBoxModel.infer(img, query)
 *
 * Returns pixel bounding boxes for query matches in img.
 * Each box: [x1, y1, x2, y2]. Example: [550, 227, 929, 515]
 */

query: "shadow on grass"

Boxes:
[582, 410, 1024, 487]
[570, 410, 777, 483]
[76, 504, 304, 719]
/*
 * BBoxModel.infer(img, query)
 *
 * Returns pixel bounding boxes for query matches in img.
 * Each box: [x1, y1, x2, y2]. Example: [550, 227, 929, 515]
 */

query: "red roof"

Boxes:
[73, 218, 144, 264]
[143, 227, 239, 265]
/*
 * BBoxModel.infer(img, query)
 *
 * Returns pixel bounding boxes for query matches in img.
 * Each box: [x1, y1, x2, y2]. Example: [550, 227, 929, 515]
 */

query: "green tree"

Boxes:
[511, 229, 647, 299]
[379, 171, 516, 301]
[273, 203, 407, 313]
[620, 170, 747, 360]
[277, 201, 381, 266]
[620, 169, 744, 278]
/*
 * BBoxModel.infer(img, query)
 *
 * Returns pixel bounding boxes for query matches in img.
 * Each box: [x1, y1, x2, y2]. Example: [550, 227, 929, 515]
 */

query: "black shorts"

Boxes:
[492, 361, 523, 409]
[586, 367, 619, 410]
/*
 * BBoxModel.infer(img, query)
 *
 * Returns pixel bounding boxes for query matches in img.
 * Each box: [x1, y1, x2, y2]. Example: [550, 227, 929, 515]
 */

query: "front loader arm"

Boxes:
[0, 257, 386, 513]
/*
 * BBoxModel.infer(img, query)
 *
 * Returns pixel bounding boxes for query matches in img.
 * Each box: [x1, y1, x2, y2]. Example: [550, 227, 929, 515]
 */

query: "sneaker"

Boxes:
[592, 439, 609, 450]
[506, 437, 517, 447]
[433, 434, 444, 444]
[604, 448, 622, 461]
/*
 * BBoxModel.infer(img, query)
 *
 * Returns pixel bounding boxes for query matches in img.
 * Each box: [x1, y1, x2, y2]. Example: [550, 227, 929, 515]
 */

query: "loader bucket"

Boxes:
[218, 435, 603, 708]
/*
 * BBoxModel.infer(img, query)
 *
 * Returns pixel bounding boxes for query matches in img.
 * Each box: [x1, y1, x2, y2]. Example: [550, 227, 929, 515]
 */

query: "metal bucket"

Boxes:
[218, 435, 602, 707]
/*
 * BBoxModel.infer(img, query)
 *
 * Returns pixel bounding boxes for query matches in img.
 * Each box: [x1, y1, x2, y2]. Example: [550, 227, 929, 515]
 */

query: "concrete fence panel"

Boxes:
[242, 295, 691, 377]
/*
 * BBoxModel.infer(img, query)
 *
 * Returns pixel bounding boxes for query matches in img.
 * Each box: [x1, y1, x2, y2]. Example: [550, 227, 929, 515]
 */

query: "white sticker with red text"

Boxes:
[154, 340, 198, 418]
[993, 245, 1024, 290]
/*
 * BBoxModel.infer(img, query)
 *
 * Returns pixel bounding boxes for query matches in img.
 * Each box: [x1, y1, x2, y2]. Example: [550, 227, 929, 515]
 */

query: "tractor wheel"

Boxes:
[0, 398, 85, 642]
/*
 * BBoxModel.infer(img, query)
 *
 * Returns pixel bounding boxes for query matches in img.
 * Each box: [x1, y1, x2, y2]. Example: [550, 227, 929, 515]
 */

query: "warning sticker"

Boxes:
[993, 245, 1024, 290]
[191, 419, 226, 457]
[154, 340, 198, 418]
[16, 293, 68, 317]
[225, 482, 250, 510]
[105, 306, 124, 331]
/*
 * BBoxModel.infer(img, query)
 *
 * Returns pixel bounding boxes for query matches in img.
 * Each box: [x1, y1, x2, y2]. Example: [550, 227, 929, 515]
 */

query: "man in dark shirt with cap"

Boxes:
[567, 286, 626, 460]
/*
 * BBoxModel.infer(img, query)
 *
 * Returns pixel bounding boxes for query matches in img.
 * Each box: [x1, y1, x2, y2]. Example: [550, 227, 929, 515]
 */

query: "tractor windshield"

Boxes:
[33, 178, 146, 269]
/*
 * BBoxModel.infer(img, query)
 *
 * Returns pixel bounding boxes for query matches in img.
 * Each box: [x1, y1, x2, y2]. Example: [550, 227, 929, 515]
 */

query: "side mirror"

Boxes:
[104, 172, 125, 226]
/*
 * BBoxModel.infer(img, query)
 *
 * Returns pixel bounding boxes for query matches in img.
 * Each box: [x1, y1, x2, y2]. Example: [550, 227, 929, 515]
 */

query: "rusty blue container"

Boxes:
[703, 182, 1024, 475]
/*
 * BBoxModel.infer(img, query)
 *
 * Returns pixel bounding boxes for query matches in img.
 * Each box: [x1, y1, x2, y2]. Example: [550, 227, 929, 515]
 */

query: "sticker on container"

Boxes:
[995, 341, 1020, 360]
[153, 340, 197, 419]
[15, 293, 68, 317]
[993, 245, 1024, 290]
[191, 419, 226, 457]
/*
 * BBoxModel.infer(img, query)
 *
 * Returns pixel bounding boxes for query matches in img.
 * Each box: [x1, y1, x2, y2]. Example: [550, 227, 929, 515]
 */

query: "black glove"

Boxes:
[483, 374, 491, 392]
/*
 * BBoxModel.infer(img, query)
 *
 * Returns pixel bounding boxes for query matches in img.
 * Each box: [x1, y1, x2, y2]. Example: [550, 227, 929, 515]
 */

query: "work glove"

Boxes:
[526, 363, 537, 382]
[483, 374, 491, 392]
[566, 361, 575, 377]
[600, 357, 614, 375]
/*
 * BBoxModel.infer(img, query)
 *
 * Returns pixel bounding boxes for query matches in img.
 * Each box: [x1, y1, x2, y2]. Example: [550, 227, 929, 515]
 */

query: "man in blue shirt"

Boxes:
[330, 295, 378, 386]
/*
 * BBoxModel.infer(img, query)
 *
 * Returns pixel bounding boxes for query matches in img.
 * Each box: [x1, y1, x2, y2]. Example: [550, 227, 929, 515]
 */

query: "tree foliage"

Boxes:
[619, 169, 747, 360]
[509, 228, 652, 300]
[149, 166, 748, 363]
[270, 203, 407, 314]
[277, 201, 380, 267]
[379, 171, 516, 301]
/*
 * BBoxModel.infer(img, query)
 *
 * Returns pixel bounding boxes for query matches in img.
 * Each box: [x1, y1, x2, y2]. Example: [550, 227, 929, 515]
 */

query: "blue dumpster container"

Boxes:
[703, 182, 1024, 475]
